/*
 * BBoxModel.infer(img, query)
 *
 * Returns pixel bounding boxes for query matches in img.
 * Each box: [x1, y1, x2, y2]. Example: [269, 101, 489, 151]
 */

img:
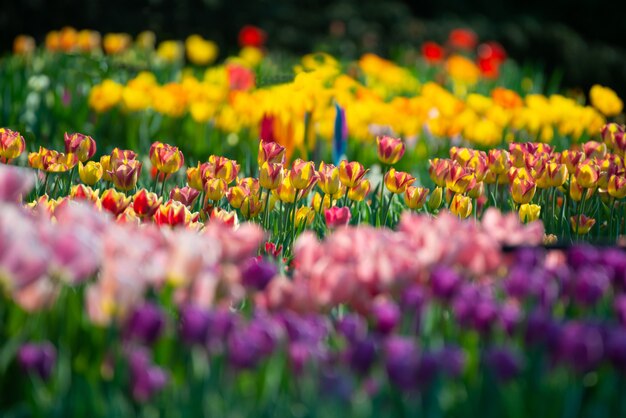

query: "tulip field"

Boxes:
[1, 26, 626, 417]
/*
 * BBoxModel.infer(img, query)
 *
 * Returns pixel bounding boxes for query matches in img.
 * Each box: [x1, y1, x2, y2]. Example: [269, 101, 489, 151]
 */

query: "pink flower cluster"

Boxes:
[257, 210, 543, 313]
[0, 166, 264, 322]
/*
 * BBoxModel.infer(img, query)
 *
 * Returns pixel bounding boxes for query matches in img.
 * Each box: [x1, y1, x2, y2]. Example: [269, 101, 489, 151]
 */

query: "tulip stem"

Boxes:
[152, 172, 159, 193]
[263, 188, 271, 229]
[609, 197, 616, 241]
[160, 176, 168, 198]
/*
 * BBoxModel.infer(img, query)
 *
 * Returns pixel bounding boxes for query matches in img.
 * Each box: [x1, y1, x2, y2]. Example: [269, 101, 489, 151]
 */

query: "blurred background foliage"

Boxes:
[2, 0, 626, 97]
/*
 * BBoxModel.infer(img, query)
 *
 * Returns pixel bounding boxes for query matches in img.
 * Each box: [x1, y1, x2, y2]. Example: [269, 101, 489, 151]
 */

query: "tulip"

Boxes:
[101, 188, 131, 216]
[17, 342, 56, 380]
[569, 175, 584, 202]
[325, 206, 351, 228]
[428, 158, 451, 187]
[43, 152, 78, 173]
[258, 140, 286, 165]
[450, 194, 472, 218]
[125, 303, 166, 345]
[100, 155, 113, 182]
[485, 348, 523, 382]
[108, 160, 141, 191]
[562, 150, 584, 174]
[0, 128, 26, 161]
[170, 186, 200, 207]
[204, 178, 227, 202]
[348, 179, 371, 202]
[154, 200, 189, 227]
[487, 149, 510, 175]
[276, 176, 296, 204]
[295, 206, 315, 227]
[376, 135, 405, 165]
[519, 203, 541, 223]
[372, 300, 400, 334]
[128, 349, 168, 402]
[226, 184, 248, 208]
[575, 161, 599, 189]
[110, 147, 137, 162]
[205, 155, 239, 184]
[608, 175, 626, 199]
[259, 162, 284, 190]
[510, 177, 536, 205]
[317, 162, 341, 195]
[210, 207, 238, 227]
[290, 159, 316, 190]
[384, 169, 415, 194]
[570, 215, 596, 235]
[149, 141, 184, 175]
[78, 161, 103, 185]
[240, 194, 264, 219]
[446, 163, 475, 194]
[312, 191, 332, 212]
[338, 160, 368, 188]
[241, 257, 277, 291]
[70, 184, 100, 203]
[186, 163, 205, 191]
[404, 186, 429, 210]
[540, 162, 567, 188]
[132, 189, 162, 217]
[64, 132, 96, 162]
[418, 189, 439, 214]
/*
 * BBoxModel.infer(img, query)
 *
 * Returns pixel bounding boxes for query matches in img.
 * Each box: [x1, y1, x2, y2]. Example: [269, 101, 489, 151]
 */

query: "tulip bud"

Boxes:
[258, 140, 286, 166]
[487, 149, 510, 175]
[570, 215, 596, 235]
[295, 206, 315, 227]
[186, 163, 204, 191]
[575, 161, 599, 189]
[384, 168, 415, 194]
[133, 189, 162, 217]
[78, 161, 103, 185]
[428, 158, 450, 187]
[376, 135, 405, 165]
[170, 186, 200, 207]
[226, 184, 248, 208]
[510, 177, 536, 205]
[0, 128, 26, 161]
[312, 191, 332, 212]
[64, 132, 96, 162]
[404, 186, 429, 210]
[427, 187, 443, 211]
[70, 184, 100, 203]
[348, 179, 371, 202]
[608, 175, 626, 199]
[338, 160, 368, 188]
[149, 141, 184, 175]
[276, 176, 296, 204]
[205, 178, 227, 202]
[108, 160, 141, 191]
[290, 159, 316, 190]
[210, 207, 238, 227]
[519, 203, 541, 223]
[259, 162, 284, 190]
[240, 194, 263, 219]
[450, 194, 472, 218]
[206, 155, 239, 184]
[101, 188, 131, 216]
[325, 206, 351, 228]
[317, 162, 341, 195]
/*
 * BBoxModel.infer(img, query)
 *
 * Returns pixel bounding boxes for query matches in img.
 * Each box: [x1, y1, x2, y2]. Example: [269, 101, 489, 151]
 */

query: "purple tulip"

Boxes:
[349, 337, 377, 375]
[241, 257, 277, 291]
[17, 342, 56, 380]
[128, 349, 168, 402]
[500, 302, 521, 335]
[319, 369, 354, 402]
[525, 309, 558, 347]
[416, 352, 439, 386]
[615, 295, 626, 326]
[336, 314, 367, 343]
[606, 328, 626, 372]
[206, 309, 237, 351]
[514, 247, 542, 269]
[431, 266, 462, 301]
[557, 321, 604, 373]
[571, 267, 609, 306]
[288, 342, 311, 374]
[371, 300, 400, 335]
[436, 346, 465, 378]
[179, 305, 211, 345]
[384, 336, 419, 390]
[567, 246, 599, 270]
[484, 348, 523, 382]
[125, 302, 166, 345]
[472, 298, 499, 335]
[603, 248, 626, 289]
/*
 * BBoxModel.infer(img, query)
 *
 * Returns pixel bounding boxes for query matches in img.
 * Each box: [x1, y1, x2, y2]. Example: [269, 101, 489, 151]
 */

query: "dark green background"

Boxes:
[2, 0, 626, 97]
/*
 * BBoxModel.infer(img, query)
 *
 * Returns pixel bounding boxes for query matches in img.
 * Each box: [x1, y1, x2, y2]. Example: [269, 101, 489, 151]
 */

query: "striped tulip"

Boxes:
[376, 135, 405, 165]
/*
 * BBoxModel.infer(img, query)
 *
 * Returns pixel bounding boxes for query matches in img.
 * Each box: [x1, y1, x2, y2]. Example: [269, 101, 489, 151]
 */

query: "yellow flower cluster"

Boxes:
[88, 51, 615, 152]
